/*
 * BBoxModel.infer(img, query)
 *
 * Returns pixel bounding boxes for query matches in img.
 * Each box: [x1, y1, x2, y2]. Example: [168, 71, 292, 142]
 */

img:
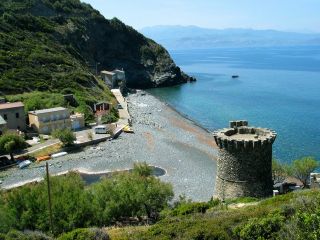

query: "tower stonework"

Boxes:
[213, 120, 277, 200]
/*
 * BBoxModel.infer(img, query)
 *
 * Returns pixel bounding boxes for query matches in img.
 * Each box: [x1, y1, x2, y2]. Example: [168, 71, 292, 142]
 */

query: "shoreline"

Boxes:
[1, 91, 217, 201]
[148, 92, 213, 135]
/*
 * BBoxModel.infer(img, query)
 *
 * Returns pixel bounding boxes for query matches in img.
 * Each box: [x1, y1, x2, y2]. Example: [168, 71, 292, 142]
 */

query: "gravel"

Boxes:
[1, 91, 218, 201]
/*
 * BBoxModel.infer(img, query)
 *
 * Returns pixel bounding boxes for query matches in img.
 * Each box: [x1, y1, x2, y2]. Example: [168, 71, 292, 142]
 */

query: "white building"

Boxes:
[101, 69, 126, 89]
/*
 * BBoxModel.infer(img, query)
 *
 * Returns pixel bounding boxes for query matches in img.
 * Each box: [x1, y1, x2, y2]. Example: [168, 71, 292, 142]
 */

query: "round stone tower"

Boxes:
[213, 120, 277, 200]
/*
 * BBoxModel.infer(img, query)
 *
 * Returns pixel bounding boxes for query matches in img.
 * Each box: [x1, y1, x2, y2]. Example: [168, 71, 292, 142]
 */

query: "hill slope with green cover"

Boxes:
[0, 0, 192, 116]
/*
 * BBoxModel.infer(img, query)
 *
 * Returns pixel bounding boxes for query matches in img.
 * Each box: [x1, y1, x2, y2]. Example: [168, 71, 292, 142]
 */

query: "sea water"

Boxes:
[149, 46, 320, 163]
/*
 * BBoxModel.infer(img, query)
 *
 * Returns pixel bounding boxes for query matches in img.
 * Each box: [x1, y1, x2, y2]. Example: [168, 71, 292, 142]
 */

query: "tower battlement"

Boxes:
[213, 120, 277, 200]
[213, 121, 276, 151]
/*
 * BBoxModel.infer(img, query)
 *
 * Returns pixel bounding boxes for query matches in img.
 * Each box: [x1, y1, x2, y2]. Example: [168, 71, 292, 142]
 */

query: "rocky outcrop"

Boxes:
[60, 16, 194, 89]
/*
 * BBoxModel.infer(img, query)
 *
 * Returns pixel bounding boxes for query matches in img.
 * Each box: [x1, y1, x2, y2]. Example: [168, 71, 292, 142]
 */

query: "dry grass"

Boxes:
[29, 143, 62, 158]
[107, 225, 149, 240]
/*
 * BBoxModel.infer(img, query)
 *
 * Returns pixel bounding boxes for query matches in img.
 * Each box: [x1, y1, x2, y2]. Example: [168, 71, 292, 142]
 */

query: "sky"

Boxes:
[81, 0, 320, 33]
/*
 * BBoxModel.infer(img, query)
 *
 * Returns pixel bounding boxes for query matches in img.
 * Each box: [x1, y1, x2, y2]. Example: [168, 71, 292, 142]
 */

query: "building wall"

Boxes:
[101, 73, 116, 87]
[71, 114, 85, 130]
[114, 70, 125, 81]
[214, 145, 273, 200]
[0, 107, 26, 131]
[29, 109, 71, 134]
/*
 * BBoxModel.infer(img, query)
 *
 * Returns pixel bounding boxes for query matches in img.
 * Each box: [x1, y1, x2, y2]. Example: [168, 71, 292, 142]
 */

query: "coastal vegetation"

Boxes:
[0, 163, 173, 237]
[101, 107, 119, 124]
[52, 129, 76, 147]
[0, 158, 319, 239]
[288, 156, 319, 187]
[272, 157, 319, 187]
[0, 132, 27, 160]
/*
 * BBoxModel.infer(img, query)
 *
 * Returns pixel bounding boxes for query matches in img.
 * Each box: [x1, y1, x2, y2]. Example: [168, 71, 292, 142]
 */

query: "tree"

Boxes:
[52, 128, 76, 147]
[289, 156, 319, 187]
[272, 159, 288, 184]
[0, 132, 26, 160]
[92, 163, 174, 224]
[132, 162, 152, 177]
[5, 173, 95, 235]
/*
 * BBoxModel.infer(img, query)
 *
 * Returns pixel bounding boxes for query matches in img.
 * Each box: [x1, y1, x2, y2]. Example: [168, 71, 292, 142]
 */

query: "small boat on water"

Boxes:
[51, 152, 68, 158]
[18, 160, 32, 169]
[232, 75, 239, 79]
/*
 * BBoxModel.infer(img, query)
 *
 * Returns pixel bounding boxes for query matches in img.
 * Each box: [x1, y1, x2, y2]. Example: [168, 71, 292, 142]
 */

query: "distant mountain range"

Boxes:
[140, 25, 320, 50]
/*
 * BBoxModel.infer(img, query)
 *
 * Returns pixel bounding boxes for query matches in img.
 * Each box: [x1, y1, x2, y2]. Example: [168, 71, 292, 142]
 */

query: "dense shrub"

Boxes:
[101, 107, 118, 124]
[3, 173, 95, 235]
[92, 163, 174, 224]
[0, 229, 52, 240]
[0, 132, 27, 160]
[0, 164, 173, 236]
[52, 128, 76, 146]
[7, 92, 66, 112]
[58, 228, 109, 240]
[234, 213, 284, 240]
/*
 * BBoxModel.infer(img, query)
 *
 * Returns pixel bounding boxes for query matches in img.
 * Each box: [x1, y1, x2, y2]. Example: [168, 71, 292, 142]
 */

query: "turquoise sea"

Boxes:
[149, 46, 320, 163]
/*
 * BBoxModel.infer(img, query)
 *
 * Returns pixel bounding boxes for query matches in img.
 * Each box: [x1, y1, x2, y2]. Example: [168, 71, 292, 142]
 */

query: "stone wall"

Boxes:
[214, 146, 273, 199]
[213, 121, 276, 200]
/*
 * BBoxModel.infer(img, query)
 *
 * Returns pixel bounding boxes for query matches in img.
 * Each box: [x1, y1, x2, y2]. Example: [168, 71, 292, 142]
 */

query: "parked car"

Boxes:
[94, 125, 108, 134]
[117, 104, 123, 109]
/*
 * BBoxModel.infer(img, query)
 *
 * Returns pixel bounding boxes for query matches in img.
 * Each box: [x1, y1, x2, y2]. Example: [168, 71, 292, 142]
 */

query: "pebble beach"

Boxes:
[0, 91, 218, 201]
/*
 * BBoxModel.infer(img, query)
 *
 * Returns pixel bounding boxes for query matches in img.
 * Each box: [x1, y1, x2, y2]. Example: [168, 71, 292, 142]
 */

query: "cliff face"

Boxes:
[62, 16, 192, 88]
[0, 0, 192, 92]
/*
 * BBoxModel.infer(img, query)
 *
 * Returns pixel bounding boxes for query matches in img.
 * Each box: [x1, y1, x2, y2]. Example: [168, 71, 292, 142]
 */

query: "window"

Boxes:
[16, 112, 19, 118]
[3, 114, 7, 120]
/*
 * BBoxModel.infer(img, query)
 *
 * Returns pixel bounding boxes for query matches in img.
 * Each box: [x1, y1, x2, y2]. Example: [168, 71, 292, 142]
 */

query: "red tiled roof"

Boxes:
[0, 102, 24, 110]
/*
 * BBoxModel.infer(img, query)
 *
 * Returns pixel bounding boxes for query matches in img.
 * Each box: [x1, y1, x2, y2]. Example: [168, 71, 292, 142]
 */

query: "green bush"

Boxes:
[101, 107, 118, 124]
[0, 164, 174, 236]
[92, 163, 174, 224]
[58, 228, 109, 240]
[0, 230, 52, 240]
[169, 202, 210, 217]
[52, 128, 76, 146]
[101, 114, 117, 124]
[75, 104, 94, 123]
[4, 173, 96, 235]
[234, 213, 285, 240]
[0, 132, 27, 160]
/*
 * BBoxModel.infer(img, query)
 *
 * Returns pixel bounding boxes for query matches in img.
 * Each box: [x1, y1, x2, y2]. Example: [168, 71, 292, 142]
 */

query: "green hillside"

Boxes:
[0, 0, 191, 117]
[0, 0, 187, 94]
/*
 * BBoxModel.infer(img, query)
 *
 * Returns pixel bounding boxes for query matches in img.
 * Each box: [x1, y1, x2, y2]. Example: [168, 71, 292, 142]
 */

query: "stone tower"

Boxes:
[213, 120, 277, 200]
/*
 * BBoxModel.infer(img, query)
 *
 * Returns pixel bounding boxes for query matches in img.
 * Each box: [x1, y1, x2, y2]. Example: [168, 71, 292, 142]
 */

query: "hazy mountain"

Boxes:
[140, 25, 320, 50]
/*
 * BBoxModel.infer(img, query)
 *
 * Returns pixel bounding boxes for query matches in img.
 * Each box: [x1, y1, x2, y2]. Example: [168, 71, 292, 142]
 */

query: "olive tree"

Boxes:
[289, 156, 319, 187]
[0, 132, 26, 160]
[52, 128, 76, 147]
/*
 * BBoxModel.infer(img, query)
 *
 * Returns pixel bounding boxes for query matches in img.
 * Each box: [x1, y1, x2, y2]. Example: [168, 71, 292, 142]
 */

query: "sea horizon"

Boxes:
[149, 45, 320, 163]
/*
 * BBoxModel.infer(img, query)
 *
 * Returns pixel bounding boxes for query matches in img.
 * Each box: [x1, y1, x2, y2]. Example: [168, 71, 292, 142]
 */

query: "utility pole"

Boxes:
[46, 162, 54, 234]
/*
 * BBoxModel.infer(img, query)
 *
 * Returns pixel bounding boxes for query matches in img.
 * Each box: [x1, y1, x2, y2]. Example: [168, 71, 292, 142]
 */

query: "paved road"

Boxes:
[111, 89, 130, 125]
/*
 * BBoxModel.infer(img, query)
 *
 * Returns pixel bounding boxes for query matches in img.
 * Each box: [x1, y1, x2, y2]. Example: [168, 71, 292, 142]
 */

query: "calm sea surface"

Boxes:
[149, 46, 320, 163]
